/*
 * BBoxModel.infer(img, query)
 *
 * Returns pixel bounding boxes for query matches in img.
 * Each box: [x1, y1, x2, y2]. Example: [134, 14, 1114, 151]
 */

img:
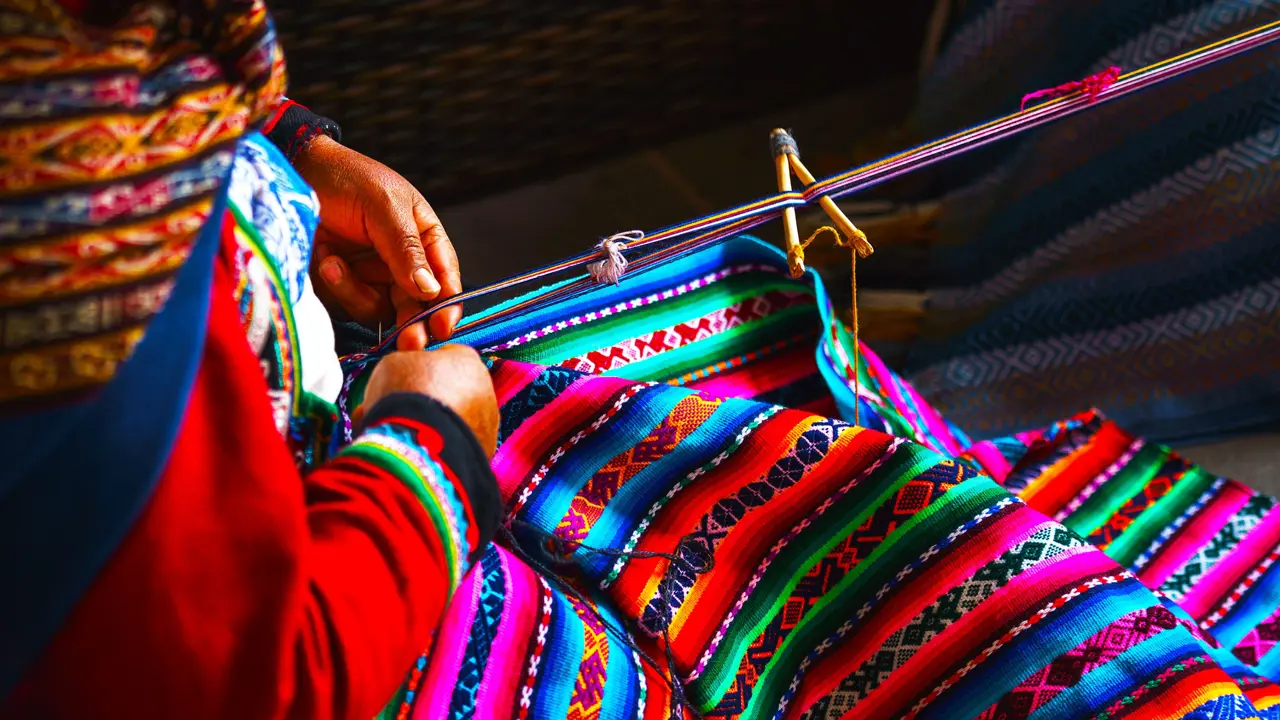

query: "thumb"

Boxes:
[365, 192, 441, 303]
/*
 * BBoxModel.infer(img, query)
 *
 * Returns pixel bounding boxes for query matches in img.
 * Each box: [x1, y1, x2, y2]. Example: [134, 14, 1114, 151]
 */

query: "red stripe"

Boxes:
[262, 98, 298, 134]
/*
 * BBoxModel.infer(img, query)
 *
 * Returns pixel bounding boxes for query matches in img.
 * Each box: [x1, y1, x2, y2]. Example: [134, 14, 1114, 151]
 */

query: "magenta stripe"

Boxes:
[686, 352, 814, 400]
[965, 441, 1015, 482]
[1185, 505, 1280, 619]
[686, 374, 764, 400]
[413, 564, 483, 720]
[474, 548, 537, 720]
[490, 374, 624, 497]
[494, 361, 546, 407]
[1139, 482, 1253, 587]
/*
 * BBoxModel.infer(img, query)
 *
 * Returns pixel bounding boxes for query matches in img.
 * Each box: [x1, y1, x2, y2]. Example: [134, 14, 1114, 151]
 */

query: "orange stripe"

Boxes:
[1124, 674, 1239, 720]
[789, 506, 1045, 716]
[671, 428, 888, 652]
[609, 413, 813, 618]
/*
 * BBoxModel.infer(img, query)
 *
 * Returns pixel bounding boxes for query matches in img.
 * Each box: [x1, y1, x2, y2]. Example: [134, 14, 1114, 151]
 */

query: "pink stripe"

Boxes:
[685, 373, 762, 400]
[855, 544, 1106, 720]
[493, 360, 546, 407]
[859, 347, 916, 427]
[413, 565, 483, 720]
[475, 549, 538, 720]
[1139, 482, 1253, 587]
[965, 441, 1015, 483]
[490, 375, 628, 498]
[1184, 506, 1280, 619]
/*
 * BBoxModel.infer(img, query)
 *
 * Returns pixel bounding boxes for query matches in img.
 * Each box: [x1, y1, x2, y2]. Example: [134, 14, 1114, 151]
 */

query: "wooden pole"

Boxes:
[770, 128, 804, 277]
[787, 152, 875, 258]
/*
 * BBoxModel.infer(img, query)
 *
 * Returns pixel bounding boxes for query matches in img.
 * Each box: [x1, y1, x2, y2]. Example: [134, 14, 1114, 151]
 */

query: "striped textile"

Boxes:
[890, 0, 1280, 445]
[370, 236, 1280, 718]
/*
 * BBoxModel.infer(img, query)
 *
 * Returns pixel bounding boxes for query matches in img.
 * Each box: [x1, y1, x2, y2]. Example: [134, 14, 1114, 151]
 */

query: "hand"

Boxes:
[294, 136, 462, 350]
[358, 346, 499, 457]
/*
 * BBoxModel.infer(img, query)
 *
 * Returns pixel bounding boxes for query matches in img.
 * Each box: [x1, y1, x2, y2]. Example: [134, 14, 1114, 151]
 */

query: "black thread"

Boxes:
[499, 519, 715, 719]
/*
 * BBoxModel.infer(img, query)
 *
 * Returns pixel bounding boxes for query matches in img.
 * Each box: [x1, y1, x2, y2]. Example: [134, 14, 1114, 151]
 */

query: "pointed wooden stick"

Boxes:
[777, 132, 875, 258]
[770, 129, 804, 277]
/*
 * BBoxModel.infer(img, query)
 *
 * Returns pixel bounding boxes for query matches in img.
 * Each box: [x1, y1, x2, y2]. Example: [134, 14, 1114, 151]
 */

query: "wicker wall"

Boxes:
[271, 0, 933, 204]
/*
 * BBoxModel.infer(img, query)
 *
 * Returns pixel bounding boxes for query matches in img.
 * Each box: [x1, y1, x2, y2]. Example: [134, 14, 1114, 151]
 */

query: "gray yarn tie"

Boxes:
[770, 128, 800, 159]
[587, 230, 643, 285]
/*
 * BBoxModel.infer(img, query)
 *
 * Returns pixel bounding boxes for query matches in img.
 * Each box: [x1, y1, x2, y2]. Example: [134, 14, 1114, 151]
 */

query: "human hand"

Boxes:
[294, 135, 461, 350]
[358, 346, 499, 457]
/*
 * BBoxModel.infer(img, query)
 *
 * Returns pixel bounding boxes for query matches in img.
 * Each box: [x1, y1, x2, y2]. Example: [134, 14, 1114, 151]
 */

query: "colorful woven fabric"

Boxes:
[885, 0, 1280, 445]
[371, 235, 1280, 718]
[403, 353, 1278, 718]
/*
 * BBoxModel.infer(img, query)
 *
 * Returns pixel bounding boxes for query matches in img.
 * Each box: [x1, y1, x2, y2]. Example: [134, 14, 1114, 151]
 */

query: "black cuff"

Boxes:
[359, 392, 501, 563]
[265, 100, 343, 163]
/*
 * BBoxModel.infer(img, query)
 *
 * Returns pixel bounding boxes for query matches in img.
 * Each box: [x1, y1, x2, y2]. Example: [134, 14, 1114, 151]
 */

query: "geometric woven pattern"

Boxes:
[383, 236, 1280, 718]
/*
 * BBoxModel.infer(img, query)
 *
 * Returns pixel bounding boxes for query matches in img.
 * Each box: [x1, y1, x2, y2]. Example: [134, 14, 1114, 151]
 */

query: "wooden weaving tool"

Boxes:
[340, 18, 1280, 367]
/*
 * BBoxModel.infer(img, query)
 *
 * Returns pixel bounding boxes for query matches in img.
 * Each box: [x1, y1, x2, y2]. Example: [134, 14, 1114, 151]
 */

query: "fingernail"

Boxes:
[413, 267, 440, 296]
[320, 258, 343, 284]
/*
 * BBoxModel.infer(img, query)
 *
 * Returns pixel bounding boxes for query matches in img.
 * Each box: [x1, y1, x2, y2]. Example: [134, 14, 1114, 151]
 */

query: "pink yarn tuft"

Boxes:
[1021, 66, 1122, 111]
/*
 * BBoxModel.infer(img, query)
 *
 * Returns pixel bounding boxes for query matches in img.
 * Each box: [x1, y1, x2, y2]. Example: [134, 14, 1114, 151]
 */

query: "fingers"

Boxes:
[365, 188, 439, 302]
[414, 194, 464, 341]
[391, 285, 429, 351]
[314, 249, 393, 325]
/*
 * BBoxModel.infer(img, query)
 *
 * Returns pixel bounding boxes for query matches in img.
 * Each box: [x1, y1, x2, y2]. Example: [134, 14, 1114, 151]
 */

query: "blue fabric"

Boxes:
[893, 0, 1280, 444]
[0, 171, 227, 697]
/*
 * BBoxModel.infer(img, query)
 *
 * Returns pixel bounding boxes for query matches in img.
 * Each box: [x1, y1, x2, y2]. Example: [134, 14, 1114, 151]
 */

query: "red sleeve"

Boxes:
[5, 255, 495, 720]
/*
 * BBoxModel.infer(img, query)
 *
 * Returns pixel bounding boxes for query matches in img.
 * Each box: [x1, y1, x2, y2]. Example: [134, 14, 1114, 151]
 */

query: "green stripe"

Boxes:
[227, 202, 303, 406]
[503, 273, 805, 363]
[341, 442, 460, 582]
[691, 441, 939, 707]
[1063, 443, 1167, 537]
[740, 479, 1009, 719]
[825, 321, 918, 440]
[610, 305, 816, 382]
[1106, 465, 1217, 568]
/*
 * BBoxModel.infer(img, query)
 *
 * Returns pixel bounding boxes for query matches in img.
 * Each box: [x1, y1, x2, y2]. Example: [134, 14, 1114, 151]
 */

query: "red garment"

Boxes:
[5, 250, 477, 719]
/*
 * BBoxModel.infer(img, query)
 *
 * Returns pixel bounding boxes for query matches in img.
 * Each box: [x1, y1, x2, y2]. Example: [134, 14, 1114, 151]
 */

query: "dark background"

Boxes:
[272, 0, 937, 206]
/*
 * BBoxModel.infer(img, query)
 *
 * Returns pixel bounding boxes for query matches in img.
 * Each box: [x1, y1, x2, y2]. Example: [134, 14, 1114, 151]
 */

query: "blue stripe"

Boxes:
[1028, 630, 1206, 720]
[927, 577, 1156, 720]
[1214, 554, 1280, 651]
[596, 594, 642, 720]
[524, 386, 683, 531]
[580, 399, 763, 580]
[531, 590, 586, 720]
[448, 237, 797, 351]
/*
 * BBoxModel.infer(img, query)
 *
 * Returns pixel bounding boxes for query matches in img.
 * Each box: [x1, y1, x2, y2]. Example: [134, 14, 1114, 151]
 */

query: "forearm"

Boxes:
[291, 394, 500, 717]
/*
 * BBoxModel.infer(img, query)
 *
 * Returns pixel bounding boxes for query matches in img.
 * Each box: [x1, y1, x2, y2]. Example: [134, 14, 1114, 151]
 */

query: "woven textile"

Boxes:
[880, 0, 1280, 444]
[0, 0, 286, 410]
[366, 236, 1280, 718]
